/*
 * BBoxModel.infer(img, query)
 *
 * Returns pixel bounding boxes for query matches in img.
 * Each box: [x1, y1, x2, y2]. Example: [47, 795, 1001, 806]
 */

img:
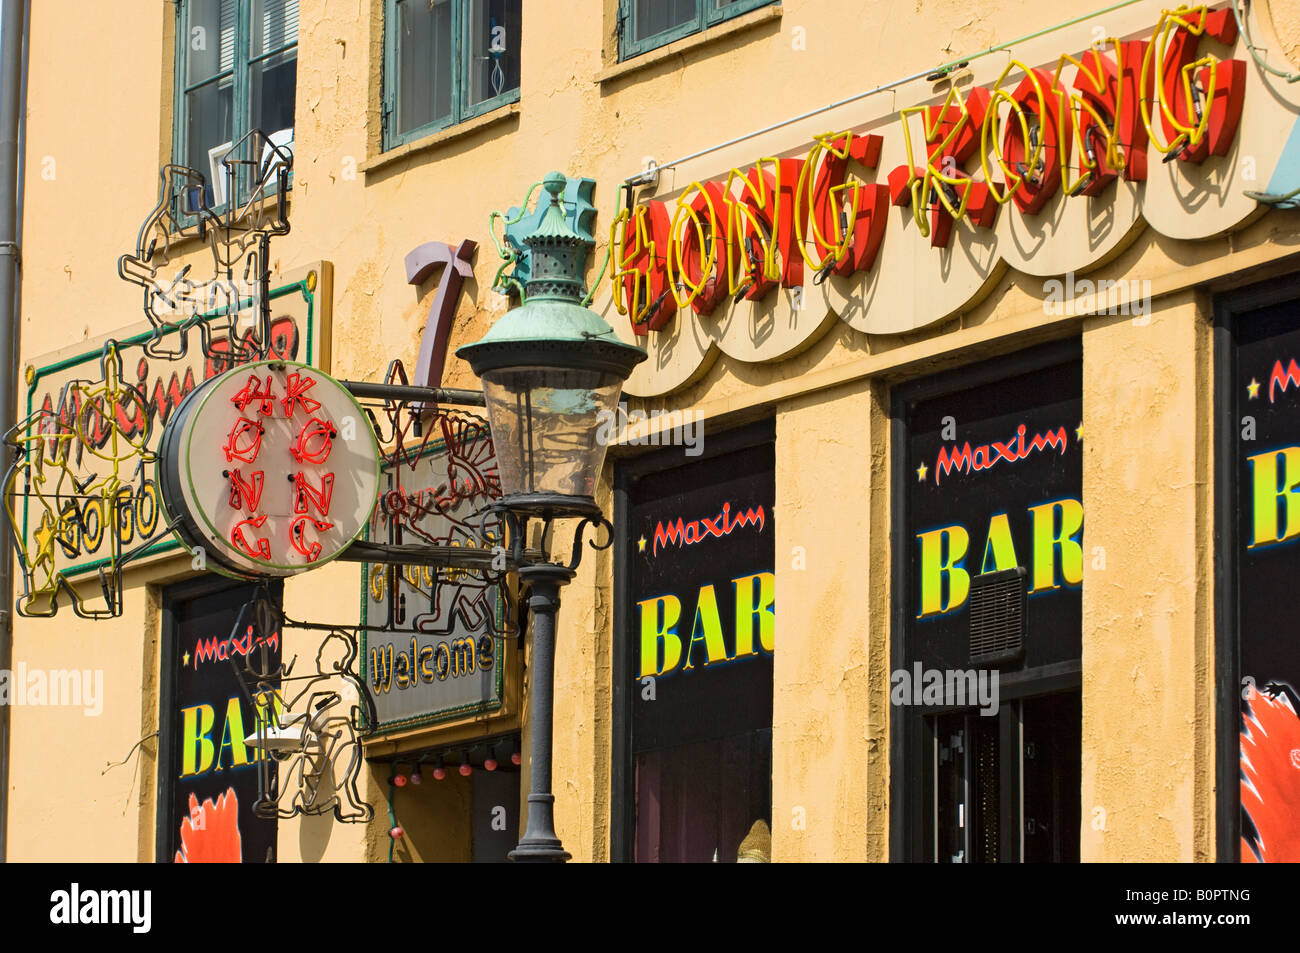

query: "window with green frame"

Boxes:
[382, 0, 522, 151]
[618, 0, 776, 60]
[174, 0, 298, 209]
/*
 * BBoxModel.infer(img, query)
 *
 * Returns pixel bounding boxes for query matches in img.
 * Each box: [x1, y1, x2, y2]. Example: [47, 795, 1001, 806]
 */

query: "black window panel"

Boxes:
[1218, 276, 1300, 863]
[617, 430, 775, 862]
[894, 341, 1084, 863]
[159, 578, 281, 864]
[905, 358, 1083, 672]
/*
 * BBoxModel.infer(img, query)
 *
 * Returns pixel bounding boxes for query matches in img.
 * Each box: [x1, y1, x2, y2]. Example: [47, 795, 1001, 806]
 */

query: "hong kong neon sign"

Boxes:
[610, 5, 1247, 335]
[158, 361, 381, 578]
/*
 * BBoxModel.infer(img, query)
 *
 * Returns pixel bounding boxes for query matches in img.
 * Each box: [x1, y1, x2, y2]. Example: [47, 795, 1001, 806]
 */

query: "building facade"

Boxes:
[6, 0, 1300, 862]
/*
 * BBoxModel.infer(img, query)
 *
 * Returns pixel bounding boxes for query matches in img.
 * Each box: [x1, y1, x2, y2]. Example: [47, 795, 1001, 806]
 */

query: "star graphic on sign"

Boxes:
[637, 535, 646, 553]
[1248, 378, 1261, 399]
[916, 462, 928, 482]
[182, 651, 190, 667]
[1075, 422, 1084, 442]
[32, 512, 56, 556]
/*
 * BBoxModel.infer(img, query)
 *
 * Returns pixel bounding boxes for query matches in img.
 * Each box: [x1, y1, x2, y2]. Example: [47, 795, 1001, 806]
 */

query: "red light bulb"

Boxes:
[432, 764, 446, 780]
[390, 826, 404, 839]
[484, 757, 498, 771]
[511, 751, 522, 766]
[392, 774, 407, 787]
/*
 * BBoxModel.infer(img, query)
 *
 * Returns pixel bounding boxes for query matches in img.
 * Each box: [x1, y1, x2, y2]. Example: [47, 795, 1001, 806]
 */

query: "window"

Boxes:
[618, 0, 775, 60]
[892, 342, 1084, 862]
[1215, 274, 1300, 863]
[159, 578, 282, 863]
[612, 423, 775, 862]
[174, 0, 298, 209]
[382, 0, 522, 151]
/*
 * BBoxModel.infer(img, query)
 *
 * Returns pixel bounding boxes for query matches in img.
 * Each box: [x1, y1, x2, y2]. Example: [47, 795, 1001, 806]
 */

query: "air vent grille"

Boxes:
[969, 566, 1027, 666]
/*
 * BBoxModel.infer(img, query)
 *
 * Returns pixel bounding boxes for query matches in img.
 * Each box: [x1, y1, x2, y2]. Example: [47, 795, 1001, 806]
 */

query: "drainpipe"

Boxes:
[0, 0, 30, 863]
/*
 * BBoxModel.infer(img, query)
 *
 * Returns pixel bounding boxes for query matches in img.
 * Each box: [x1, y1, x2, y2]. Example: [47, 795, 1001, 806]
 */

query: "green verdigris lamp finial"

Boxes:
[522, 172, 590, 303]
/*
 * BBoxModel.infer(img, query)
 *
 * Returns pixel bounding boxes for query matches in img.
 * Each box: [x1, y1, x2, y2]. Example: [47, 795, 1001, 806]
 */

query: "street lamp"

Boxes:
[457, 172, 646, 863]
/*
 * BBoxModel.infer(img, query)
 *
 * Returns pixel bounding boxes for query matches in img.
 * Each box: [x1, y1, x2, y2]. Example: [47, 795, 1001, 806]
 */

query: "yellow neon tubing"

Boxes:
[1139, 6, 1217, 156]
[609, 205, 658, 326]
[667, 181, 722, 310]
[898, 90, 982, 236]
[981, 60, 1053, 206]
[793, 131, 862, 272]
[608, 207, 631, 317]
[721, 160, 781, 297]
[1054, 42, 1129, 195]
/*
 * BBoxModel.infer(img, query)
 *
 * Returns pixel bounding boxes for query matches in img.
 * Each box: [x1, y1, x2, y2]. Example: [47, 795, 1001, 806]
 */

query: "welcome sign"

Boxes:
[360, 419, 506, 732]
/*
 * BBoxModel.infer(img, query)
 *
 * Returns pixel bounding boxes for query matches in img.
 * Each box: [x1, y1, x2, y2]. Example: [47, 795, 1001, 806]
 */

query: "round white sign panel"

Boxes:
[159, 360, 380, 578]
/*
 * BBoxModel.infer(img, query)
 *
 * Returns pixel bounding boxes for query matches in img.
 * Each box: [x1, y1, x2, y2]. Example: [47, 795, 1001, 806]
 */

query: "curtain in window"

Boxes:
[250, 0, 298, 164]
[396, 0, 453, 135]
[634, 0, 695, 42]
[219, 0, 236, 73]
[186, 0, 236, 204]
[634, 731, 771, 863]
[255, 0, 298, 55]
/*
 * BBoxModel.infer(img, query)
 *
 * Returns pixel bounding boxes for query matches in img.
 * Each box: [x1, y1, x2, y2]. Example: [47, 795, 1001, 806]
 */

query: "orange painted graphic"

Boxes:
[173, 789, 242, 864]
[1241, 684, 1300, 863]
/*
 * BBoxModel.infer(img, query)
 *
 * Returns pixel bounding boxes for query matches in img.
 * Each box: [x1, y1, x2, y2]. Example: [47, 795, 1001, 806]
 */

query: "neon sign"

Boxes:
[611, 6, 1247, 335]
[158, 360, 380, 578]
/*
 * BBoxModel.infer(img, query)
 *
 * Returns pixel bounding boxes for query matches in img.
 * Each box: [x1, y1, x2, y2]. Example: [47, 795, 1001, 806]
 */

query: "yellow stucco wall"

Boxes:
[6, 0, 1300, 861]
[1080, 292, 1216, 861]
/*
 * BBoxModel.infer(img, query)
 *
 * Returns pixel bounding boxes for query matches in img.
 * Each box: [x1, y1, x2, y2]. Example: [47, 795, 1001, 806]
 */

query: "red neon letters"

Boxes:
[224, 372, 336, 562]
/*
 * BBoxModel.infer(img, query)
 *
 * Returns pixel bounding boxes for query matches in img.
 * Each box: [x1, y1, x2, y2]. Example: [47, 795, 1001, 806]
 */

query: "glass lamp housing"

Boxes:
[481, 365, 624, 501]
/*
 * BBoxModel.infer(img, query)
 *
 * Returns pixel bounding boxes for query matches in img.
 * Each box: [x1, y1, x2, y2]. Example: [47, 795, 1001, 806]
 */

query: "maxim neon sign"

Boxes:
[933, 424, 1071, 484]
[650, 501, 766, 556]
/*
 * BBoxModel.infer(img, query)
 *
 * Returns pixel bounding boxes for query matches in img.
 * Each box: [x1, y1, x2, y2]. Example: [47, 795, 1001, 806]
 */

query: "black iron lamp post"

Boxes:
[457, 172, 646, 862]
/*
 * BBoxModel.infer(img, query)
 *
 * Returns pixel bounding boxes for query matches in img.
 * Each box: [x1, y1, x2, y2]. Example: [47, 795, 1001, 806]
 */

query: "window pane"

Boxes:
[465, 0, 521, 110]
[251, 0, 299, 57]
[250, 47, 297, 138]
[396, 0, 453, 135]
[186, 78, 233, 206]
[633, 0, 695, 43]
[249, 48, 297, 197]
[186, 0, 236, 86]
[634, 731, 771, 863]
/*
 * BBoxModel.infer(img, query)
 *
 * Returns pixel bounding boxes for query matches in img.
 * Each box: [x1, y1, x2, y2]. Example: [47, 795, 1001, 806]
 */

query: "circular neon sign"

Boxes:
[159, 360, 380, 578]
